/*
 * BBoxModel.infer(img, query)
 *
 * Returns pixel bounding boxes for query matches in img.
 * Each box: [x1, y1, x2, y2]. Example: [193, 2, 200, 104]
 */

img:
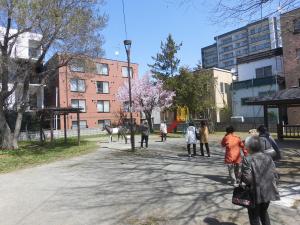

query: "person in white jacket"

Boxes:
[160, 121, 167, 142]
[185, 122, 197, 157]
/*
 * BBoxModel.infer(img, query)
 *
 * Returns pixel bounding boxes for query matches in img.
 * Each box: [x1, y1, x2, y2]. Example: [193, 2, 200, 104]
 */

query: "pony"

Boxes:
[103, 125, 128, 143]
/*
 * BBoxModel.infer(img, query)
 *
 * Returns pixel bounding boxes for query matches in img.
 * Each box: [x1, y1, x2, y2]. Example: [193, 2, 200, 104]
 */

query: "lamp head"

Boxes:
[123, 40, 132, 51]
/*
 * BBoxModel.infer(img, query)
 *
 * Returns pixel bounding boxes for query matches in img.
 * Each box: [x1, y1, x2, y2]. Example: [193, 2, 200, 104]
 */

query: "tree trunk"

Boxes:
[0, 111, 16, 149]
[12, 112, 24, 149]
[145, 111, 153, 133]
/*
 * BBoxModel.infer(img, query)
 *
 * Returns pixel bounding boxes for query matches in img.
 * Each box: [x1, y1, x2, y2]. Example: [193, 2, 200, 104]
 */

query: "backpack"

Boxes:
[259, 135, 280, 160]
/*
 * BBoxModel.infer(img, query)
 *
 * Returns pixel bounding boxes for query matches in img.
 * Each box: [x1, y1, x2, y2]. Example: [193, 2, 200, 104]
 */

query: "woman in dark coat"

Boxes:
[241, 136, 280, 225]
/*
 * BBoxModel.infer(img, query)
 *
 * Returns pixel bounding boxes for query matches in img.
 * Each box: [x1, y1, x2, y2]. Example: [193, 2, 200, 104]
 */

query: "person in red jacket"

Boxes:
[221, 126, 248, 186]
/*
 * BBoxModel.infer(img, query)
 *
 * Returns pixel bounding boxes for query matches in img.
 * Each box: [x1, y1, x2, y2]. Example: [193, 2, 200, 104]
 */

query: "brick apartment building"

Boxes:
[46, 56, 140, 130]
[281, 8, 300, 124]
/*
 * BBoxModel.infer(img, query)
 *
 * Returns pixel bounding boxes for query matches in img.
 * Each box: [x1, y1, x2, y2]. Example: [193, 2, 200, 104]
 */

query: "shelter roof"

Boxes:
[246, 87, 300, 107]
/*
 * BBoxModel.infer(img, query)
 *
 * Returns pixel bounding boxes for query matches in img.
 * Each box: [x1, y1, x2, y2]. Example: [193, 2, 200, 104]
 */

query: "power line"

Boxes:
[121, 0, 128, 39]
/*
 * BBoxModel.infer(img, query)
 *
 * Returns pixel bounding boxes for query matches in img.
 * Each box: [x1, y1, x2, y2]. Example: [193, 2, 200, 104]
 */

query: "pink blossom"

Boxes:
[116, 74, 175, 114]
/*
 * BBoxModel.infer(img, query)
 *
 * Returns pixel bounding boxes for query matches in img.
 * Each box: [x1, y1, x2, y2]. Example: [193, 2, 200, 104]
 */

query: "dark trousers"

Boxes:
[161, 133, 167, 142]
[200, 143, 210, 156]
[141, 135, 148, 148]
[247, 202, 271, 225]
[187, 144, 196, 155]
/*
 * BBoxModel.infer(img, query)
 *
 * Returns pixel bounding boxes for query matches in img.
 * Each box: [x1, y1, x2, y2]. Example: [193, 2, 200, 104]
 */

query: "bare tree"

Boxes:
[0, 0, 107, 149]
[213, 0, 300, 23]
[174, 0, 300, 23]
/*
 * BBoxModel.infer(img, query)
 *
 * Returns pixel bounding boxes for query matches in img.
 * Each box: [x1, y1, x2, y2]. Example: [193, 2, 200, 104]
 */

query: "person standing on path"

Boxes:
[160, 121, 167, 142]
[140, 121, 150, 148]
[257, 125, 281, 161]
[186, 122, 197, 157]
[221, 126, 247, 186]
[199, 121, 210, 157]
[241, 136, 280, 225]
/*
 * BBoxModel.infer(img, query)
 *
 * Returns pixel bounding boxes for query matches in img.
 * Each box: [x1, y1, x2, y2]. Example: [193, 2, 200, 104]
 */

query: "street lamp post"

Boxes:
[231, 68, 237, 117]
[124, 40, 135, 151]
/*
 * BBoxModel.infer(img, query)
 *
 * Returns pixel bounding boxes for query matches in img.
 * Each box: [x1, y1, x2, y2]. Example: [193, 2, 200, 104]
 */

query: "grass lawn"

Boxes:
[0, 137, 99, 174]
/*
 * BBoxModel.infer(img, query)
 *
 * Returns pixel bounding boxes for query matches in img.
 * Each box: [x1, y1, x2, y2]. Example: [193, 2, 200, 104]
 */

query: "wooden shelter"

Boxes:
[246, 87, 300, 140]
[37, 107, 82, 145]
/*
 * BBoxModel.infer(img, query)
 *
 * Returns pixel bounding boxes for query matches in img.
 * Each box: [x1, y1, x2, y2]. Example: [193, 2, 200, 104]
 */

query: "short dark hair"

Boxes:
[257, 125, 267, 134]
[201, 121, 206, 126]
[247, 136, 262, 153]
[189, 122, 194, 126]
[226, 126, 234, 133]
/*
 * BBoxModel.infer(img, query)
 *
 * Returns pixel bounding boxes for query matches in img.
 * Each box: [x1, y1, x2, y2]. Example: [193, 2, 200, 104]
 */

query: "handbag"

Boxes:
[232, 185, 253, 207]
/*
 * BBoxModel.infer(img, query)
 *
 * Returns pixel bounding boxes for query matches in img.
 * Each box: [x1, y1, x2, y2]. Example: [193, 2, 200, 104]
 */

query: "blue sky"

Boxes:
[101, 0, 253, 76]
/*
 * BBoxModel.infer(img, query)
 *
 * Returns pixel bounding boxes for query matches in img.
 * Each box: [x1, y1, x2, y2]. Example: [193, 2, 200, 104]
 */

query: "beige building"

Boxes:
[207, 68, 233, 122]
[195, 68, 233, 123]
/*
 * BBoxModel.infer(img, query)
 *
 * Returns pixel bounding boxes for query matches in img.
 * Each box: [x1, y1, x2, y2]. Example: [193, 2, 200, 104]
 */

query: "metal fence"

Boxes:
[18, 128, 106, 141]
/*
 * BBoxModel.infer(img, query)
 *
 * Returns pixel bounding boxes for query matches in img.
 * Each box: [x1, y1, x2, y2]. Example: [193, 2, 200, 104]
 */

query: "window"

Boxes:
[96, 81, 109, 94]
[296, 49, 300, 59]
[222, 45, 233, 53]
[69, 60, 85, 72]
[28, 40, 41, 59]
[222, 52, 234, 60]
[122, 67, 133, 77]
[241, 97, 251, 105]
[221, 37, 232, 45]
[96, 63, 109, 75]
[98, 120, 111, 129]
[258, 91, 276, 97]
[225, 83, 230, 94]
[220, 82, 224, 93]
[255, 66, 272, 78]
[71, 99, 86, 112]
[294, 18, 300, 33]
[224, 60, 234, 67]
[70, 79, 85, 92]
[97, 100, 110, 112]
[72, 120, 87, 129]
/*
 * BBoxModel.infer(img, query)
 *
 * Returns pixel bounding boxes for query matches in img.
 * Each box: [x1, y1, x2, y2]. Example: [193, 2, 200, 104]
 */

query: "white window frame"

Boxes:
[70, 79, 85, 92]
[122, 66, 133, 78]
[97, 100, 110, 112]
[96, 81, 109, 94]
[71, 99, 86, 112]
[69, 60, 85, 72]
[98, 119, 111, 129]
[72, 120, 87, 129]
[96, 63, 109, 75]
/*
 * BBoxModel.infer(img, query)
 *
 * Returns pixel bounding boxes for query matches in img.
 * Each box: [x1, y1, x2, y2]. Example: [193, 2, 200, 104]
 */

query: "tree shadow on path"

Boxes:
[204, 217, 238, 225]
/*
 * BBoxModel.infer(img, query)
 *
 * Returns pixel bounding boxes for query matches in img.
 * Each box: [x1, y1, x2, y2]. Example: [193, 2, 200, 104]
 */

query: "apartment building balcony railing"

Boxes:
[232, 35, 248, 42]
[232, 75, 283, 90]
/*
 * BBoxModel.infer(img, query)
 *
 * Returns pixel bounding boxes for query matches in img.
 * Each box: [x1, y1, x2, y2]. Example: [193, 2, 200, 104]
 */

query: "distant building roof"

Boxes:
[201, 43, 217, 50]
[237, 48, 283, 65]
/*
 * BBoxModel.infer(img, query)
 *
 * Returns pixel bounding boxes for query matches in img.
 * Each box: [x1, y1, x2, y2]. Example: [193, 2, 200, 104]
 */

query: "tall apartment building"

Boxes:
[0, 27, 44, 109]
[202, 17, 281, 70]
[45, 56, 140, 130]
[281, 8, 300, 124]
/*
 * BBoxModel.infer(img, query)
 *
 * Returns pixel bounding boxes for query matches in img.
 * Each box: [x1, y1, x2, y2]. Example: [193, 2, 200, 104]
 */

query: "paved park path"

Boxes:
[0, 135, 299, 225]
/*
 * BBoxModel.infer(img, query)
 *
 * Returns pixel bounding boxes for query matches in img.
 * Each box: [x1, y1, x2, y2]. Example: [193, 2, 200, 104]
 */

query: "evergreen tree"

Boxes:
[148, 34, 182, 80]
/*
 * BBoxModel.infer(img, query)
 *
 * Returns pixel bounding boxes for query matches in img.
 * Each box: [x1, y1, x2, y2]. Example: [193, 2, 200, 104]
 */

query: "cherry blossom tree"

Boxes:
[117, 74, 175, 132]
